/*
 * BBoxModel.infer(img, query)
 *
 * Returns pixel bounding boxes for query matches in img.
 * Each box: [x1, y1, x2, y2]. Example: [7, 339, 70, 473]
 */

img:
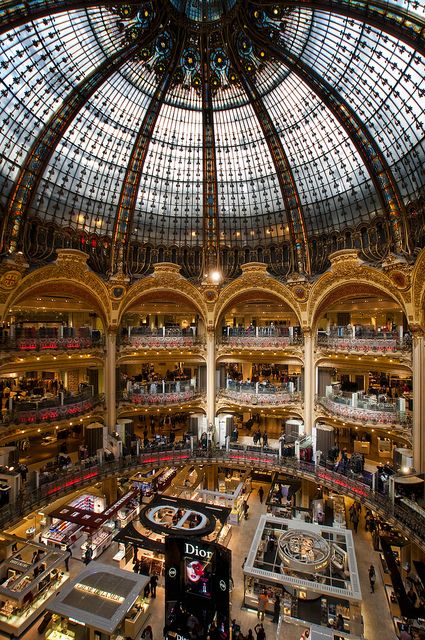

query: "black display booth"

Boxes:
[165, 536, 231, 640]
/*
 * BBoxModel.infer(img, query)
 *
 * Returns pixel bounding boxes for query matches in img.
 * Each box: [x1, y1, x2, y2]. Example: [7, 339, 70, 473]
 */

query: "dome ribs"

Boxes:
[226, 21, 310, 274]
[3, 17, 163, 255]
[243, 15, 411, 255]
[0, 0, 141, 37]
[255, 0, 425, 57]
[111, 32, 185, 275]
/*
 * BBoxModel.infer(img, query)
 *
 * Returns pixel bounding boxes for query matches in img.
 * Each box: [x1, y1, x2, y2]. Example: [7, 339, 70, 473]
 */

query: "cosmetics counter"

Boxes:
[131, 467, 178, 496]
[41, 494, 106, 548]
[266, 473, 301, 518]
[191, 468, 251, 524]
[114, 496, 232, 579]
[46, 564, 151, 640]
[0, 536, 68, 635]
[243, 515, 363, 637]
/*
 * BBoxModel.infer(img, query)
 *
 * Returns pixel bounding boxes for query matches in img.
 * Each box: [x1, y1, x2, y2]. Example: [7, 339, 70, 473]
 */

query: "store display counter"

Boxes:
[124, 598, 150, 636]
[80, 530, 113, 560]
[46, 563, 150, 640]
[0, 536, 68, 636]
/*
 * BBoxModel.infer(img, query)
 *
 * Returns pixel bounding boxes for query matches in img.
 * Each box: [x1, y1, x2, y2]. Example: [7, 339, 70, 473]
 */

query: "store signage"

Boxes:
[184, 542, 213, 559]
[168, 567, 177, 578]
[146, 505, 208, 532]
[75, 582, 124, 603]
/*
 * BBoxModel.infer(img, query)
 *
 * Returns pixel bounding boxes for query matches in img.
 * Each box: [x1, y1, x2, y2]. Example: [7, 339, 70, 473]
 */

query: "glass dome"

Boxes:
[0, 0, 423, 277]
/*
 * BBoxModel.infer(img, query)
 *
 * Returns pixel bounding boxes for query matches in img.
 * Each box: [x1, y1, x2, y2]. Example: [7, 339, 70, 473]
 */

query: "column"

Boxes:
[105, 329, 117, 431]
[206, 328, 216, 429]
[412, 329, 425, 472]
[303, 329, 315, 435]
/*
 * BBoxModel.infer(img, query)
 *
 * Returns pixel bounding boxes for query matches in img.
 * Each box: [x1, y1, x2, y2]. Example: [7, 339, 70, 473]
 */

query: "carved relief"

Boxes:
[117, 272, 208, 323]
[215, 271, 302, 326]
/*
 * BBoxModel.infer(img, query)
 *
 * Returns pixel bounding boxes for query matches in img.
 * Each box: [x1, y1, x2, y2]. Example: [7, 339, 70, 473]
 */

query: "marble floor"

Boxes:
[5, 482, 398, 640]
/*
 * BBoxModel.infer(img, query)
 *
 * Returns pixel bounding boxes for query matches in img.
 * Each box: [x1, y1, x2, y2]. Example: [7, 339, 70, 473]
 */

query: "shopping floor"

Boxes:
[3, 481, 398, 640]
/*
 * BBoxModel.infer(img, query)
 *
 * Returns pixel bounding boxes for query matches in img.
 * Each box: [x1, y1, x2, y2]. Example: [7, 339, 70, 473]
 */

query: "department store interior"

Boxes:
[0, 0, 424, 638]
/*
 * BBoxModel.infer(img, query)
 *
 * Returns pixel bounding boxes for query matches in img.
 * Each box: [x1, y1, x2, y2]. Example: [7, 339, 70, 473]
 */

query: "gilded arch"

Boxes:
[214, 266, 303, 328]
[2, 251, 111, 326]
[307, 258, 409, 329]
[117, 266, 208, 325]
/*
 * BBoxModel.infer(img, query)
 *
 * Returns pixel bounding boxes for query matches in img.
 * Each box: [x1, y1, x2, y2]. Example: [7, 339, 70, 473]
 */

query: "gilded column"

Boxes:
[206, 327, 216, 430]
[105, 329, 117, 431]
[412, 328, 425, 472]
[303, 328, 314, 435]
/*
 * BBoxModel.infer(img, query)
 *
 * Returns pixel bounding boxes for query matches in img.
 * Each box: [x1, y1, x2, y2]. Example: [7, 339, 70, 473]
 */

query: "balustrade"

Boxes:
[318, 394, 412, 429]
[123, 381, 199, 405]
[1, 445, 424, 549]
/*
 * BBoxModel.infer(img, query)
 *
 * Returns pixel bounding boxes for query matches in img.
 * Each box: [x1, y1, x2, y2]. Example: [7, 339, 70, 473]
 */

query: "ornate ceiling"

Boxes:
[0, 0, 424, 276]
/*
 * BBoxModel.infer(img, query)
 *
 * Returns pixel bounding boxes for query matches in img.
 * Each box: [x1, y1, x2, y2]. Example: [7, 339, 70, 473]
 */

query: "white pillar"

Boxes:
[412, 330, 425, 472]
[105, 330, 117, 431]
[206, 329, 216, 427]
[303, 329, 314, 435]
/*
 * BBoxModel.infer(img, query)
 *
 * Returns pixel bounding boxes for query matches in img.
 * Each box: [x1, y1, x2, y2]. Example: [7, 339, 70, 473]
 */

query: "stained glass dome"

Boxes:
[0, 0, 424, 277]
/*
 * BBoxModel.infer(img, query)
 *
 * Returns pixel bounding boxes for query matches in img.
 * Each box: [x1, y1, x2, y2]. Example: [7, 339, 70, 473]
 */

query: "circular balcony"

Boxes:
[219, 381, 302, 408]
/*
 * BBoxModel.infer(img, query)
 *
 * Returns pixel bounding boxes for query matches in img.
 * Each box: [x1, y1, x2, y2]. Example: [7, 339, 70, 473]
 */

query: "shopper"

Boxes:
[272, 594, 280, 623]
[243, 500, 249, 520]
[336, 613, 344, 631]
[257, 590, 268, 620]
[141, 624, 153, 640]
[258, 486, 264, 504]
[254, 622, 266, 640]
[246, 630, 254, 640]
[351, 508, 359, 533]
[65, 544, 72, 572]
[149, 573, 158, 598]
[368, 564, 376, 593]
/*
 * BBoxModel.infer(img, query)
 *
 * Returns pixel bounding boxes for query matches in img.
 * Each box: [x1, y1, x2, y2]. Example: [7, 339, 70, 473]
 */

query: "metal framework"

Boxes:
[243, 16, 411, 254]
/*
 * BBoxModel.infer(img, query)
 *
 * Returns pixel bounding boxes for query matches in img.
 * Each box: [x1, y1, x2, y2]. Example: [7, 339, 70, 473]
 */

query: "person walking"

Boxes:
[149, 573, 158, 598]
[65, 544, 72, 572]
[272, 594, 281, 623]
[141, 624, 153, 640]
[368, 564, 376, 593]
[258, 486, 264, 504]
[254, 622, 266, 639]
[351, 508, 359, 533]
[257, 590, 268, 620]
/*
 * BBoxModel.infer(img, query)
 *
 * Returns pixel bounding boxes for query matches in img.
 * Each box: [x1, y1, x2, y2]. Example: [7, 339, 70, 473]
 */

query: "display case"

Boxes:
[123, 597, 150, 637]
[331, 496, 346, 529]
[0, 540, 69, 636]
[41, 521, 83, 547]
[229, 496, 245, 525]
[80, 530, 113, 560]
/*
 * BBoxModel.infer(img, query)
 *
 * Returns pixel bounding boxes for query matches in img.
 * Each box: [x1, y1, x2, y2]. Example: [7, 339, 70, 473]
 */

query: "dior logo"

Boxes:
[146, 505, 208, 532]
[184, 542, 213, 560]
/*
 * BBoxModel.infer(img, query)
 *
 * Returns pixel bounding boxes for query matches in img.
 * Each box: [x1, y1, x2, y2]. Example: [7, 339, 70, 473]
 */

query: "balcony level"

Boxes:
[218, 325, 303, 352]
[316, 326, 412, 358]
[316, 393, 412, 441]
[118, 326, 205, 353]
[0, 328, 104, 352]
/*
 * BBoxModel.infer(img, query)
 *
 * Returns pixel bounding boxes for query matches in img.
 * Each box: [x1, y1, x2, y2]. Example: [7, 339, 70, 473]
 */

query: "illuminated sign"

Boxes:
[75, 583, 124, 603]
[145, 505, 208, 532]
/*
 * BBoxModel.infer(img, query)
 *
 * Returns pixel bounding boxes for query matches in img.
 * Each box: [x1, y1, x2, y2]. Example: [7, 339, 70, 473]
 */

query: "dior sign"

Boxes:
[145, 505, 208, 532]
[184, 542, 213, 560]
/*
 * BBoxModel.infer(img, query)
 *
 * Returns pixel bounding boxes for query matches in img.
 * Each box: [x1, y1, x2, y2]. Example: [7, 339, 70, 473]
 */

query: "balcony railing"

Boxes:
[1, 447, 425, 550]
[0, 333, 103, 351]
[317, 329, 411, 353]
[123, 381, 200, 406]
[1, 389, 103, 425]
[119, 326, 202, 349]
[317, 394, 412, 429]
[220, 326, 303, 348]
[220, 382, 302, 406]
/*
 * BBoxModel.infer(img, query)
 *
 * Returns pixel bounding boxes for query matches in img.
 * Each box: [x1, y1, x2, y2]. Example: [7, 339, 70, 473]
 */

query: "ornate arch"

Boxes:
[117, 264, 208, 324]
[214, 264, 303, 327]
[411, 247, 425, 328]
[2, 250, 110, 325]
[307, 251, 409, 328]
